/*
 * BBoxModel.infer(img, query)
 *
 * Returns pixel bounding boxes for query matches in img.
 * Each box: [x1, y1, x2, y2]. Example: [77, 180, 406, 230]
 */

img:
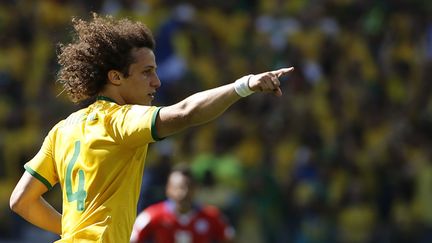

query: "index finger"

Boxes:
[270, 67, 294, 78]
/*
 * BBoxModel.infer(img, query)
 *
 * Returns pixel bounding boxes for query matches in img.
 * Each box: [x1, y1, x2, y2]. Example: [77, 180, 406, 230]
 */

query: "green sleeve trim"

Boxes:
[24, 164, 53, 190]
[151, 107, 164, 141]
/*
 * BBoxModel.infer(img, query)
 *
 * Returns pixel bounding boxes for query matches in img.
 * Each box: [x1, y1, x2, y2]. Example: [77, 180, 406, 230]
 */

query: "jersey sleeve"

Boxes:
[110, 105, 162, 147]
[130, 210, 153, 243]
[24, 128, 59, 190]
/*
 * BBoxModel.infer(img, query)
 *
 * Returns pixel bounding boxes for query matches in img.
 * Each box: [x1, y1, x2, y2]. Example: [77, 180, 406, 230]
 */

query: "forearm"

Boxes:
[156, 68, 294, 138]
[181, 83, 241, 126]
[10, 172, 62, 235]
[14, 196, 62, 235]
[157, 83, 241, 137]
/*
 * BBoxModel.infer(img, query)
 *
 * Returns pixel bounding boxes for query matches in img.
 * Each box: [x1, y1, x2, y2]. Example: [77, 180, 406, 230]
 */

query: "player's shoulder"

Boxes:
[146, 201, 166, 210]
[56, 104, 94, 128]
[198, 205, 222, 218]
[143, 201, 169, 216]
[47, 111, 79, 135]
[104, 103, 159, 123]
[62, 101, 129, 124]
[122, 104, 158, 117]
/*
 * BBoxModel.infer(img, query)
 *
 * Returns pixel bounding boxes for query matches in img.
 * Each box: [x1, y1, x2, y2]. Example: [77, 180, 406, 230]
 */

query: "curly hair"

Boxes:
[57, 13, 155, 102]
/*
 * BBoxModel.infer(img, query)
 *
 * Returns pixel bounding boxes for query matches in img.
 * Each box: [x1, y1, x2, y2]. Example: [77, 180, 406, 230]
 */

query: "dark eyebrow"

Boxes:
[143, 65, 157, 69]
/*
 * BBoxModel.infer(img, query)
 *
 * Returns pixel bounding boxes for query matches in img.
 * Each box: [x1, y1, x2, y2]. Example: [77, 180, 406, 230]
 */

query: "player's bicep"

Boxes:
[155, 104, 190, 138]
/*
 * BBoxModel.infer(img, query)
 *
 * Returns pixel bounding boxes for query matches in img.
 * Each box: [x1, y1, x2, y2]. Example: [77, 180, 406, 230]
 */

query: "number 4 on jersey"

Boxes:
[66, 141, 87, 211]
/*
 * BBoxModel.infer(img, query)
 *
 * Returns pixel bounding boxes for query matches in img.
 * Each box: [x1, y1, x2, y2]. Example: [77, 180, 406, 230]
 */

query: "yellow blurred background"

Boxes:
[1, 0, 432, 242]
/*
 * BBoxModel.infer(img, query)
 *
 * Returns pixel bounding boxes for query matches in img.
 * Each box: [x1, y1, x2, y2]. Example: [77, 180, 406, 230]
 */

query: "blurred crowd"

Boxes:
[1, 0, 432, 242]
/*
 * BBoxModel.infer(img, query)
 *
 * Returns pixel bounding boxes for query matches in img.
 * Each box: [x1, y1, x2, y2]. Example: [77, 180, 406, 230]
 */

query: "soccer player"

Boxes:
[130, 165, 234, 243]
[9, 14, 294, 242]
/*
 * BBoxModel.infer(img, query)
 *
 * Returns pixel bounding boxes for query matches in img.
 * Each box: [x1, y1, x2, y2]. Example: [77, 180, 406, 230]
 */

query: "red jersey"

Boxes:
[130, 200, 234, 243]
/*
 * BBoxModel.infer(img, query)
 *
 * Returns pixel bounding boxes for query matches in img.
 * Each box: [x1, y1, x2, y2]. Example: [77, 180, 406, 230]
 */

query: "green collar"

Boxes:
[96, 96, 117, 103]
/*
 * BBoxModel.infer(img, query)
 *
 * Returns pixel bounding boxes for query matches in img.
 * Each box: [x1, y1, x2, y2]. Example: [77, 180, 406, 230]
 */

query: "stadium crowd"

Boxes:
[1, 0, 432, 242]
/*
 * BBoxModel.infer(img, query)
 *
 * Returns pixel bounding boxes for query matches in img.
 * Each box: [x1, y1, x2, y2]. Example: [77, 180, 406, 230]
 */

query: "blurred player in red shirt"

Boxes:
[130, 165, 235, 243]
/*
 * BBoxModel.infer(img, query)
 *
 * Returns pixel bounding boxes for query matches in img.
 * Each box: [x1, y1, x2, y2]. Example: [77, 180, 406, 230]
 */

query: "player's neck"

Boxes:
[176, 203, 192, 214]
[98, 86, 125, 105]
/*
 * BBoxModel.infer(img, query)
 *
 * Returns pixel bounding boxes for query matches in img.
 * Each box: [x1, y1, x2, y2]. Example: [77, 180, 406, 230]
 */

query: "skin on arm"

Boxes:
[156, 83, 241, 137]
[155, 67, 294, 138]
[10, 172, 62, 235]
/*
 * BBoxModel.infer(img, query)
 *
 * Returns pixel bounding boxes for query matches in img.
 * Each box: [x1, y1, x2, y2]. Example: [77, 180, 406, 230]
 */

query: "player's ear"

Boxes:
[107, 70, 123, 86]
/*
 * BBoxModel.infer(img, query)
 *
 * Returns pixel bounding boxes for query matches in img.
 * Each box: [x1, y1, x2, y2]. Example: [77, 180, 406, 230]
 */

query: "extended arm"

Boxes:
[156, 67, 294, 138]
[10, 172, 62, 235]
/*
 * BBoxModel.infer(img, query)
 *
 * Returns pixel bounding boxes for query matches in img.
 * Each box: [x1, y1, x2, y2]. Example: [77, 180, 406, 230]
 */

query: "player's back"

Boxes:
[26, 99, 161, 242]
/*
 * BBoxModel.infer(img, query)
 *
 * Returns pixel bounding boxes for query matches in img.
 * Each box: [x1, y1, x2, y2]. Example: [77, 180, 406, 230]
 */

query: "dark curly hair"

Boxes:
[57, 13, 155, 102]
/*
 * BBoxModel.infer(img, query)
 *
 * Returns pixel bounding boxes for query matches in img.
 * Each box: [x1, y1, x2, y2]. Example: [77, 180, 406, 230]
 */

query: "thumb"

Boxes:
[273, 87, 282, 96]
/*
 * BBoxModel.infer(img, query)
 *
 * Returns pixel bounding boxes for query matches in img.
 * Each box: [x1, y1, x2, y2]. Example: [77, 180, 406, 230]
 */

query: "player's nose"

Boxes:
[152, 75, 161, 88]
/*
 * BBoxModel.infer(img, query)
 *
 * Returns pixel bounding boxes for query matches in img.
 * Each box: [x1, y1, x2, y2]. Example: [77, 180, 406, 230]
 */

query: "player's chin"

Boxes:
[137, 97, 152, 106]
[145, 94, 155, 105]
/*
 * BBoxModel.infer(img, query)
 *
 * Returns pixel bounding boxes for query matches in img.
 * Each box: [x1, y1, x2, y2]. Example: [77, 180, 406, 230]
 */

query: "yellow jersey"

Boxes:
[24, 97, 162, 242]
